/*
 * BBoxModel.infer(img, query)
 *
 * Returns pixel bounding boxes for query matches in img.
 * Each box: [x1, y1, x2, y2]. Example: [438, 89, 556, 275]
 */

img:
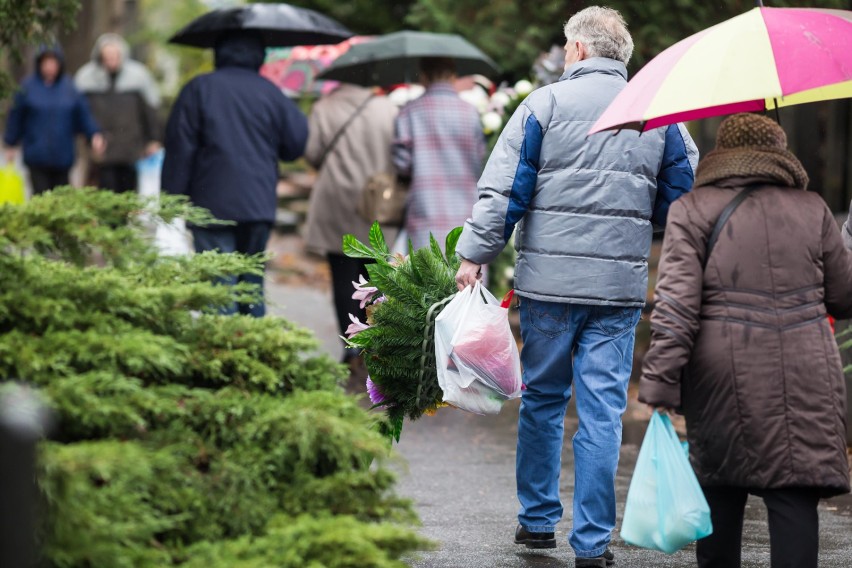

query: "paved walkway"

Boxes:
[265, 233, 852, 568]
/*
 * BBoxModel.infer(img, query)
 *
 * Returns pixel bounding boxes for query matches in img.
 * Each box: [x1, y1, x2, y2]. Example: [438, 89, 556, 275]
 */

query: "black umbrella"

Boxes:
[316, 30, 500, 85]
[168, 3, 353, 48]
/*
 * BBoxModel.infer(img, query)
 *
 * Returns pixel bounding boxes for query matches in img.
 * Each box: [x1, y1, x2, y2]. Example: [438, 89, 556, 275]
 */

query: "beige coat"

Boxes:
[304, 85, 398, 254]
[640, 178, 852, 496]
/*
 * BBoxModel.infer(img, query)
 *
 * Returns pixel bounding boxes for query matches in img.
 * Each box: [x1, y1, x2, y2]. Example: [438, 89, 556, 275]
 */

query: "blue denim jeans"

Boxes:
[517, 298, 640, 558]
[191, 222, 271, 318]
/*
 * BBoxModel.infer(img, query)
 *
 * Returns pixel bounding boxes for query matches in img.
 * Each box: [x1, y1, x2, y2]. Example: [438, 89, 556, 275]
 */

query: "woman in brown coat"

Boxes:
[639, 113, 852, 568]
[304, 84, 398, 363]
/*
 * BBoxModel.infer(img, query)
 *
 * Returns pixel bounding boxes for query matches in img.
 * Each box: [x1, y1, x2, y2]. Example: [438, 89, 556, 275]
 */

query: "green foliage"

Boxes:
[344, 223, 461, 439]
[0, 190, 426, 566]
[40, 441, 184, 568]
[263, 0, 417, 36]
[0, 0, 80, 98]
[280, 0, 851, 80]
[184, 514, 432, 568]
[134, 0, 213, 98]
[405, 0, 568, 80]
[412, 0, 852, 78]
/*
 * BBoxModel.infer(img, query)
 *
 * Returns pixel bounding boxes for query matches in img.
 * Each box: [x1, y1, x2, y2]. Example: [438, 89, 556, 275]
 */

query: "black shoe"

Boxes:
[514, 525, 556, 549]
[575, 548, 614, 567]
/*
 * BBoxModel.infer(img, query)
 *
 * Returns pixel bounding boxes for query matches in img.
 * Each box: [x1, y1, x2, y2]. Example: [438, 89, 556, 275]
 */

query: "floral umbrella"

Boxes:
[260, 36, 371, 96]
[590, 4, 852, 134]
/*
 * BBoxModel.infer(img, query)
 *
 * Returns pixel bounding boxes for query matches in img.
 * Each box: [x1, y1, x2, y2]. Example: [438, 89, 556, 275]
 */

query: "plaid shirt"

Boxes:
[393, 83, 486, 249]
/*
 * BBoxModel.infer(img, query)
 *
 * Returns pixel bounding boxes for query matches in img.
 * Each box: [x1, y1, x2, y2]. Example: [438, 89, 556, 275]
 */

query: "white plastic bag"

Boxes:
[137, 150, 193, 256]
[434, 282, 522, 414]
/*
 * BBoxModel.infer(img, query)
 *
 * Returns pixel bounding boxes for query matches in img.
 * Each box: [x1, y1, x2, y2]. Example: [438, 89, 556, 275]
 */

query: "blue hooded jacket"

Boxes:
[162, 33, 308, 223]
[3, 46, 100, 170]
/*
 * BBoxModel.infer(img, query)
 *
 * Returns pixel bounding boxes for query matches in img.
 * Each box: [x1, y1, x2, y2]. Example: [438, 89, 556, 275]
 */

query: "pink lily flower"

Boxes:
[351, 274, 379, 309]
[345, 313, 370, 338]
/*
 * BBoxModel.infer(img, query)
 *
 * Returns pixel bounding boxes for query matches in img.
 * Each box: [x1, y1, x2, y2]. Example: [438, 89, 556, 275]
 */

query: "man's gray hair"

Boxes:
[563, 6, 634, 65]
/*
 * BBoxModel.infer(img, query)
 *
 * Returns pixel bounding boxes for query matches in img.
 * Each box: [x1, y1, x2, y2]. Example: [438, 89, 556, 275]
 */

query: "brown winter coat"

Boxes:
[639, 177, 852, 496]
[304, 85, 398, 254]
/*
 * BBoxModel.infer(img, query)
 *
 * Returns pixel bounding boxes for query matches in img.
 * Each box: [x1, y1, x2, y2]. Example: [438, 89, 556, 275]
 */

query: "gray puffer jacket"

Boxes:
[457, 58, 698, 306]
[843, 204, 852, 249]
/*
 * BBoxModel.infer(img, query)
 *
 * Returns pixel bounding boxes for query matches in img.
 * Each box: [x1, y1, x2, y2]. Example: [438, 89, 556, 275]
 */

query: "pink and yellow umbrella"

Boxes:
[590, 6, 852, 134]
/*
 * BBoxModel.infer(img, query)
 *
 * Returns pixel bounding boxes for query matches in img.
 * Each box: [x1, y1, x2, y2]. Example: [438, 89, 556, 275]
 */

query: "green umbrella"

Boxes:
[316, 30, 499, 85]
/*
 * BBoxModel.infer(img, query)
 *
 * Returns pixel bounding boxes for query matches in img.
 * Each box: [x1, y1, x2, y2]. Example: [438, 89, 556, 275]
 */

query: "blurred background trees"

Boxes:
[0, 0, 80, 98]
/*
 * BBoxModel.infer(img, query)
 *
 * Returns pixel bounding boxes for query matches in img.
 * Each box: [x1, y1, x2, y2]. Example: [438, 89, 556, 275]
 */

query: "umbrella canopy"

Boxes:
[316, 30, 499, 86]
[169, 3, 353, 48]
[261, 37, 372, 96]
[590, 7, 852, 134]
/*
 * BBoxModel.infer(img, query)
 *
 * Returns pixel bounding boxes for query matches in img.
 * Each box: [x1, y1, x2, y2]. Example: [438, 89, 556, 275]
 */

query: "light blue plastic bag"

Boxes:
[621, 411, 713, 554]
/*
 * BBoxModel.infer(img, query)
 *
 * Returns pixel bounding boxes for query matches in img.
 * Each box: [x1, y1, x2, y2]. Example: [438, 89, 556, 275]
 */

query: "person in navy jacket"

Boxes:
[162, 31, 308, 317]
[3, 45, 104, 195]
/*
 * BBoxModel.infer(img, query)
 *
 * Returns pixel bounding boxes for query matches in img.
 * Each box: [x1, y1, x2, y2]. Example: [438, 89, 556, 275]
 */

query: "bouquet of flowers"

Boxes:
[342, 223, 464, 442]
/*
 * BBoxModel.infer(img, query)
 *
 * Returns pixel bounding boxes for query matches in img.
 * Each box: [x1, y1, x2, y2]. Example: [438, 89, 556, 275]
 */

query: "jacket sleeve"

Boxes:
[455, 102, 543, 265]
[842, 203, 852, 250]
[822, 202, 852, 319]
[652, 123, 697, 227]
[3, 88, 26, 147]
[392, 110, 412, 178]
[303, 102, 326, 169]
[73, 92, 101, 140]
[277, 96, 308, 162]
[161, 82, 201, 196]
[639, 198, 706, 409]
[138, 65, 162, 109]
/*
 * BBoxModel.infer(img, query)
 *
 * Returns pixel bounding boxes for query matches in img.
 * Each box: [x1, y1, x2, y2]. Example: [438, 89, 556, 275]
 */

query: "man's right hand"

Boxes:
[4, 147, 17, 165]
[455, 258, 482, 291]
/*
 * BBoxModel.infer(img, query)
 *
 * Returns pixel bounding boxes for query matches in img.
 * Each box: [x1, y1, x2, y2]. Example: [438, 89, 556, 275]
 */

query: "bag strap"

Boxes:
[703, 185, 760, 270]
[317, 94, 375, 166]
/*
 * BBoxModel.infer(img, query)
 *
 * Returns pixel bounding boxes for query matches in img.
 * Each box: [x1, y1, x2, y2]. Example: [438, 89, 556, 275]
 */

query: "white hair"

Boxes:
[563, 6, 634, 65]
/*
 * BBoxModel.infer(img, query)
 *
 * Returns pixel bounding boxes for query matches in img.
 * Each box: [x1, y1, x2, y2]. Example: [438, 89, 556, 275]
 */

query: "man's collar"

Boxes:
[559, 57, 628, 82]
[425, 81, 457, 94]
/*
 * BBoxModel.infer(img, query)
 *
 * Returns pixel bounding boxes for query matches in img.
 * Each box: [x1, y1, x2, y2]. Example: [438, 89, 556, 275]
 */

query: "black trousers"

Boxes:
[29, 167, 69, 195]
[327, 253, 370, 361]
[97, 164, 137, 193]
[696, 486, 820, 568]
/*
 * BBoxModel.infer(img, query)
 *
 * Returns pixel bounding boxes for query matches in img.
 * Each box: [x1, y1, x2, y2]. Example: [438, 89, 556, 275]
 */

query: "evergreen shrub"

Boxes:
[0, 188, 428, 566]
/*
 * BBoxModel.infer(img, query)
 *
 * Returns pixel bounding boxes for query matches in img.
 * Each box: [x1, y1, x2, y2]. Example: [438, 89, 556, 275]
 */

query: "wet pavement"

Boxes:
[265, 232, 852, 568]
[395, 401, 852, 568]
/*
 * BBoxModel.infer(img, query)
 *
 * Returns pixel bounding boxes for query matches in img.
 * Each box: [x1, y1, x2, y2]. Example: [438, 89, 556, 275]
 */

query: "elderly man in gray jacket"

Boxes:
[455, 7, 697, 567]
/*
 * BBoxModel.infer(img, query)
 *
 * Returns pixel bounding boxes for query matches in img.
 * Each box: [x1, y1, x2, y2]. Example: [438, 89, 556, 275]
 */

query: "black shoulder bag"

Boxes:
[702, 185, 760, 270]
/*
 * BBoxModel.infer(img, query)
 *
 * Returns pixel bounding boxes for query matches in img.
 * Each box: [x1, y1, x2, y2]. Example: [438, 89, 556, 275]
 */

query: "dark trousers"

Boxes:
[696, 486, 820, 568]
[327, 253, 370, 361]
[191, 222, 272, 318]
[97, 164, 137, 193]
[29, 167, 69, 195]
